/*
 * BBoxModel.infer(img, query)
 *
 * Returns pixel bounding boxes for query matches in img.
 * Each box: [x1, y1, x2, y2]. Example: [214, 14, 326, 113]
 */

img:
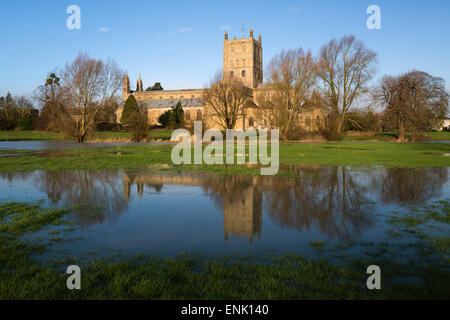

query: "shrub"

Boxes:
[16, 115, 33, 130]
[129, 111, 149, 142]
[158, 109, 172, 127]
[286, 125, 307, 141]
[319, 114, 343, 141]
[157, 101, 184, 129]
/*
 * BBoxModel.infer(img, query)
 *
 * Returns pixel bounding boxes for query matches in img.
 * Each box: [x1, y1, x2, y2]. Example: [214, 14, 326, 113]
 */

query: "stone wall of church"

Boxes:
[123, 89, 204, 103]
[116, 105, 205, 127]
[118, 93, 327, 131]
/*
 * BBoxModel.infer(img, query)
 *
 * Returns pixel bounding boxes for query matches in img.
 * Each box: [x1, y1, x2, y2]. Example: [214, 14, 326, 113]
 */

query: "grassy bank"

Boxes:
[0, 201, 448, 299]
[342, 131, 450, 142]
[0, 130, 173, 142]
[0, 131, 63, 141]
[1, 130, 450, 143]
[0, 141, 449, 173]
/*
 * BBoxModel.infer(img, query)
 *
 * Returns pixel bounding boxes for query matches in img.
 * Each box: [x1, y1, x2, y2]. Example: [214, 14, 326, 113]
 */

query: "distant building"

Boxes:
[117, 30, 326, 131]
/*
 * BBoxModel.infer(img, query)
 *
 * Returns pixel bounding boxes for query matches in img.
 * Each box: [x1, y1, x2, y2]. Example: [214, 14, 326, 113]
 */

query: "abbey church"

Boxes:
[117, 30, 325, 131]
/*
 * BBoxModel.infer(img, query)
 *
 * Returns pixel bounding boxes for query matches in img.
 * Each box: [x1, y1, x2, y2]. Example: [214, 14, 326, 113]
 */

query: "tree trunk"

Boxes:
[336, 117, 344, 136]
[77, 129, 86, 143]
[397, 124, 406, 142]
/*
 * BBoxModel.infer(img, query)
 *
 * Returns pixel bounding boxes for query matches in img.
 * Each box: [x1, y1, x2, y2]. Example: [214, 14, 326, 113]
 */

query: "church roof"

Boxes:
[120, 97, 204, 109]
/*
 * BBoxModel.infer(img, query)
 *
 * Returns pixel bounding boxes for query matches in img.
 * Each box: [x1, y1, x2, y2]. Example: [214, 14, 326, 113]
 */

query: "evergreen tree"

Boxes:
[157, 101, 184, 128]
[170, 101, 184, 127]
[0, 93, 18, 130]
[120, 95, 139, 126]
[157, 109, 172, 127]
[145, 82, 163, 91]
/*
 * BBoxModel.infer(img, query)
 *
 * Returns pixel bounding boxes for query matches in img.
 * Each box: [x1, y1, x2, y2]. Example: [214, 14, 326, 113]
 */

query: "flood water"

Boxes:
[0, 165, 448, 260]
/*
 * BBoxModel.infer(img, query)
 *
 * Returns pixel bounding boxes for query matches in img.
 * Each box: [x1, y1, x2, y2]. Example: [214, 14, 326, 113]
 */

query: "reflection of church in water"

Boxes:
[122, 172, 262, 243]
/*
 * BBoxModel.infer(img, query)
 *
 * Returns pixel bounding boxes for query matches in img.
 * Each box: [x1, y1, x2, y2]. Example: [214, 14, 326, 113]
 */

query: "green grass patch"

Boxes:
[0, 141, 449, 173]
[342, 131, 450, 142]
[309, 241, 326, 248]
[0, 131, 64, 141]
[0, 130, 173, 142]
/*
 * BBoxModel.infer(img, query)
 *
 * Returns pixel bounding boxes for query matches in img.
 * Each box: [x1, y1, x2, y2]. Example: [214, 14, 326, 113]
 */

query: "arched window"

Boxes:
[248, 117, 254, 127]
[242, 70, 246, 77]
[230, 71, 234, 78]
[185, 110, 190, 121]
[196, 110, 202, 121]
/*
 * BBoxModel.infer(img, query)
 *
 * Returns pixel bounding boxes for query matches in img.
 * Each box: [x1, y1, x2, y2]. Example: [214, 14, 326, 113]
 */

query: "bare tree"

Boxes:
[34, 72, 69, 131]
[377, 70, 449, 141]
[14, 96, 35, 117]
[0, 93, 37, 130]
[61, 53, 122, 142]
[0, 93, 17, 130]
[256, 48, 317, 140]
[203, 71, 252, 130]
[317, 35, 378, 135]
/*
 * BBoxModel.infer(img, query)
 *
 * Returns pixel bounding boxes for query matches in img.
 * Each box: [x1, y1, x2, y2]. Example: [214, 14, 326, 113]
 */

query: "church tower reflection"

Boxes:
[223, 183, 262, 243]
[122, 172, 263, 243]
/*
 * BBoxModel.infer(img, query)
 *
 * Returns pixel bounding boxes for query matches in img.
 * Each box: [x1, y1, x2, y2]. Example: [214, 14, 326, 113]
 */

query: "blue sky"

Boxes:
[0, 0, 449, 97]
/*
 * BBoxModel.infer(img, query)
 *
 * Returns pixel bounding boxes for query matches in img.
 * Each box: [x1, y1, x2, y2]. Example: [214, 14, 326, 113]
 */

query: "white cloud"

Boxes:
[99, 27, 110, 33]
[178, 27, 193, 33]
[158, 27, 193, 37]
[288, 6, 300, 15]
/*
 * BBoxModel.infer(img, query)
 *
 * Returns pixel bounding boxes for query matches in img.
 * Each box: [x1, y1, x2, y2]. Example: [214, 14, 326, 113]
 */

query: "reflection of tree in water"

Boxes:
[0, 166, 448, 239]
[36, 170, 128, 225]
[0, 170, 128, 225]
[200, 166, 375, 240]
[261, 165, 373, 239]
[123, 171, 164, 200]
[0, 171, 35, 183]
[381, 167, 448, 204]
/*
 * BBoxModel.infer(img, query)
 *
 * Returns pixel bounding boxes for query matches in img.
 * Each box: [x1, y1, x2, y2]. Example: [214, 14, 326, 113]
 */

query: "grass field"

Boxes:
[0, 141, 449, 173]
[342, 131, 450, 142]
[1, 130, 450, 143]
[0, 130, 173, 142]
[0, 130, 64, 141]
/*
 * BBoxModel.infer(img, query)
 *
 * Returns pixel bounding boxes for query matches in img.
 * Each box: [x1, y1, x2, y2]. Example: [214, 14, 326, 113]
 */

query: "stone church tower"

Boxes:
[136, 74, 143, 92]
[123, 71, 130, 95]
[223, 29, 263, 88]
